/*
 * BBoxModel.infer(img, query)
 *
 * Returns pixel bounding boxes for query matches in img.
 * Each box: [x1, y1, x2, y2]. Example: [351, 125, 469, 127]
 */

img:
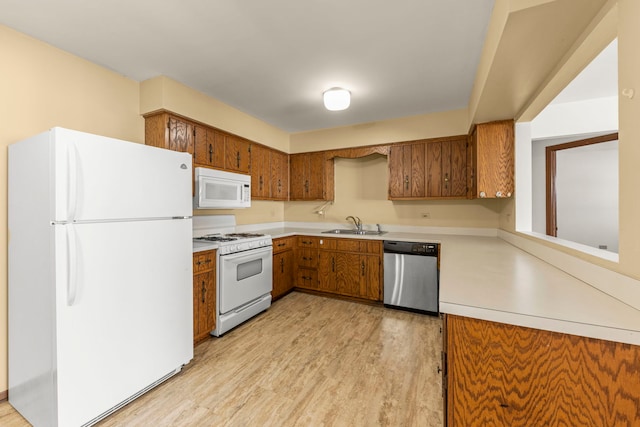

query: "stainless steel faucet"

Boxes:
[346, 216, 362, 231]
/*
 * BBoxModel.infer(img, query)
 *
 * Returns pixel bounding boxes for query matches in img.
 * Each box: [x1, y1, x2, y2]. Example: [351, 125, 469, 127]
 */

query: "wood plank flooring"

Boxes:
[0, 292, 444, 426]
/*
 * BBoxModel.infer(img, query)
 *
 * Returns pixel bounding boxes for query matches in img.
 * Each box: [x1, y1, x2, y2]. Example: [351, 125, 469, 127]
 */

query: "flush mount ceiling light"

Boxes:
[323, 87, 351, 111]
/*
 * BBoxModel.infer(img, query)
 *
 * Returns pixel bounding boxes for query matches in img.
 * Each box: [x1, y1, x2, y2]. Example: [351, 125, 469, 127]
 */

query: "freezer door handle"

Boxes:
[67, 141, 78, 221]
[66, 225, 79, 306]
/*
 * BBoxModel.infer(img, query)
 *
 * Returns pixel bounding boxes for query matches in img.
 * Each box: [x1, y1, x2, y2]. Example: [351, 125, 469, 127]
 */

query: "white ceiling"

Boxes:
[0, 0, 495, 133]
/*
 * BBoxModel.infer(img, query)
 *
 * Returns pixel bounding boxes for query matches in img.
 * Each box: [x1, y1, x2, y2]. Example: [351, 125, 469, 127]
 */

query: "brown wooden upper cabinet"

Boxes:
[250, 143, 271, 199]
[270, 150, 289, 201]
[469, 120, 514, 199]
[224, 134, 251, 174]
[289, 152, 334, 201]
[250, 143, 289, 201]
[144, 112, 194, 154]
[193, 124, 224, 169]
[388, 136, 467, 200]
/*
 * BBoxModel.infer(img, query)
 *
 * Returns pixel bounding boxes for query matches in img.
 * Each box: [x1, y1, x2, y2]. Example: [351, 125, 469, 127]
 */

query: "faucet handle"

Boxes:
[376, 223, 382, 232]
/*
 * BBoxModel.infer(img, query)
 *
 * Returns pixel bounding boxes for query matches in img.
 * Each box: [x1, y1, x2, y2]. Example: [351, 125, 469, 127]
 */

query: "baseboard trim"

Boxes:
[0, 389, 8, 401]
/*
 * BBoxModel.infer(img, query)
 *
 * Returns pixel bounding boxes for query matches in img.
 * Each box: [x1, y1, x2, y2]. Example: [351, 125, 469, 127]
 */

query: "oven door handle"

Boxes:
[221, 245, 272, 263]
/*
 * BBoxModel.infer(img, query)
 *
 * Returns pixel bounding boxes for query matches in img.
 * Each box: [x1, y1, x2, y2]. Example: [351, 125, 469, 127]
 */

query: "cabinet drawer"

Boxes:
[360, 240, 382, 254]
[193, 250, 216, 274]
[273, 237, 295, 253]
[297, 236, 320, 248]
[335, 239, 361, 252]
[297, 248, 318, 268]
[296, 268, 318, 289]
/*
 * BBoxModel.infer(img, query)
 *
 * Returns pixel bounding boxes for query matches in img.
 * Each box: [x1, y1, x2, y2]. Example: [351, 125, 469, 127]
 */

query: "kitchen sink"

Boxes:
[322, 229, 387, 236]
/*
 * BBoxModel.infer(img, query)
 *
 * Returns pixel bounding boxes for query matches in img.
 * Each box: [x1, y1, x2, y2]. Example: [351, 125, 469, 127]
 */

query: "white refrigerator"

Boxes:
[8, 128, 194, 427]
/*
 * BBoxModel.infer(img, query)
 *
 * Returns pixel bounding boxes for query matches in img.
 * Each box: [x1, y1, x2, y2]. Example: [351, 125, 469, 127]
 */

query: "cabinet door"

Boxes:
[388, 143, 425, 198]
[426, 142, 443, 197]
[270, 150, 289, 200]
[296, 268, 318, 290]
[447, 315, 640, 426]
[250, 144, 271, 199]
[193, 270, 215, 343]
[167, 116, 194, 154]
[272, 250, 293, 300]
[194, 125, 224, 169]
[289, 153, 308, 200]
[307, 152, 326, 199]
[318, 251, 337, 293]
[359, 254, 381, 301]
[442, 138, 467, 197]
[335, 252, 361, 297]
[473, 120, 514, 198]
[224, 135, 250, 173]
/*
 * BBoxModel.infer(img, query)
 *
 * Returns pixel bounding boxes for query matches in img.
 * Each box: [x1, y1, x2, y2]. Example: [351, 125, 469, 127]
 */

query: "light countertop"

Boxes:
[193, 224, 640, 345]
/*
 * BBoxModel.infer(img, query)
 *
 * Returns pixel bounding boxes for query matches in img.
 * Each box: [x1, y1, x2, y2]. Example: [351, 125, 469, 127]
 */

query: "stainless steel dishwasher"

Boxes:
[383, 240, 439, 315]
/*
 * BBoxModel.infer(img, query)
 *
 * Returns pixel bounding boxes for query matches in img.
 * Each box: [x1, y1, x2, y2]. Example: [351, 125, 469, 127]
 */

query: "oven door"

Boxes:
[219, 246, 273, 314]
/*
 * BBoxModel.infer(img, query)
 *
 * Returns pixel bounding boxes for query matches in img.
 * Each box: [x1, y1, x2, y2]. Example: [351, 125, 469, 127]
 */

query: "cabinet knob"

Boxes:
[496, 191, 502, 197]
[479, 191, 486, 198]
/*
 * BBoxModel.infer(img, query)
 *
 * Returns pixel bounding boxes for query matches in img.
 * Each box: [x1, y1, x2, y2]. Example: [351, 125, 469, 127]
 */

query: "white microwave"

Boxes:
[194, 167, 251, 209]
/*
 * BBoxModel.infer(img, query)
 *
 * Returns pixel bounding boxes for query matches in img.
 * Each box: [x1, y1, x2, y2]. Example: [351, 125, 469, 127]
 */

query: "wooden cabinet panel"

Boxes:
[297, 236, 320, 248]
[193, 251, 215, 274]
[388, 144, 425, 198]
[144, 112, 194, 155]
[272, 250, 294, 300]
[426, 142, 443, 197]
[291, 236, 381, 302]
[270, 150, 289, 200]
[335, 252, 360, 297]
[167, 116, 194, 153]
[296, 268, 318, 290]
[389, 138, 466, 200]
[289, 152, 333, 201]
[450, 138, 468, 197]
[249, 144, 288, 201]
[318, 251, 337, 293]
[470, 120, 514, 199]
[446, 315, 640, 427]
[224, 135, 250, 173]
[273, 236, 295, 253]
[307, 152, 324, 199]
[194, 125, 224, 169]
[250, 144, 270, 199]
[297, 248, 318, 269]
[360, 254, 381, 300]
[192, 250, 216, 345]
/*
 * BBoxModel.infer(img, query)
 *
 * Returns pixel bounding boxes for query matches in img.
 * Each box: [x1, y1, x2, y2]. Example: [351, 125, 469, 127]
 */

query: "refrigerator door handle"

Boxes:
[66, 224, 79, 306]
[67, 141, 78, 221]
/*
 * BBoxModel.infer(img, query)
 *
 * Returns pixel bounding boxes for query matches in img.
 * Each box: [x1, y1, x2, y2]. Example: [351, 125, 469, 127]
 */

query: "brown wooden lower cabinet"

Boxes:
[444, 314, 640, 427]
[293, 236, 382, 302]
[193, 250, 216, 345]
[272, 237, 295, 300]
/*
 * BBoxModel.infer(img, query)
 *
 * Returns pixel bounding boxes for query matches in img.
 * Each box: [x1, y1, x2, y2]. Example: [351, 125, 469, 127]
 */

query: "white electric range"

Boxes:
[193, 216, 273, 336]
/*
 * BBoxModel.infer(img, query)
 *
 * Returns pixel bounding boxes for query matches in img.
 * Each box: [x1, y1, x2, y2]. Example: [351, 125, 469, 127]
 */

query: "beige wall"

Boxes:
[290, 108, 470, 153]
[140, 76, 290, 153]
[0, 25, 144, 393]
[285, 155, 502, 228]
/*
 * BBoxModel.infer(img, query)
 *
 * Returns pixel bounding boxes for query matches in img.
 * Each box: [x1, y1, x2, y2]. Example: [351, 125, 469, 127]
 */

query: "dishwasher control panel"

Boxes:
[383, 241, 439, 256]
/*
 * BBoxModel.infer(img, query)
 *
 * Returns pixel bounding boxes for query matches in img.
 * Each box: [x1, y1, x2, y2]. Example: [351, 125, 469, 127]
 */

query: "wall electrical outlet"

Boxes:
[422, 212, 431, 219]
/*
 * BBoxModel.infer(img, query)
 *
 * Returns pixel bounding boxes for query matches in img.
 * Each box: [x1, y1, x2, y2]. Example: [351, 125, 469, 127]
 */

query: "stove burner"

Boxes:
[195, 234, 238, 242]
[225, 233, 265, 238]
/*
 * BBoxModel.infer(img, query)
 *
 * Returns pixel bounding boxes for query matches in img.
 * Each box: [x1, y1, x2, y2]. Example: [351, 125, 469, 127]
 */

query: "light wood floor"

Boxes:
[0, 292, 444, 426]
